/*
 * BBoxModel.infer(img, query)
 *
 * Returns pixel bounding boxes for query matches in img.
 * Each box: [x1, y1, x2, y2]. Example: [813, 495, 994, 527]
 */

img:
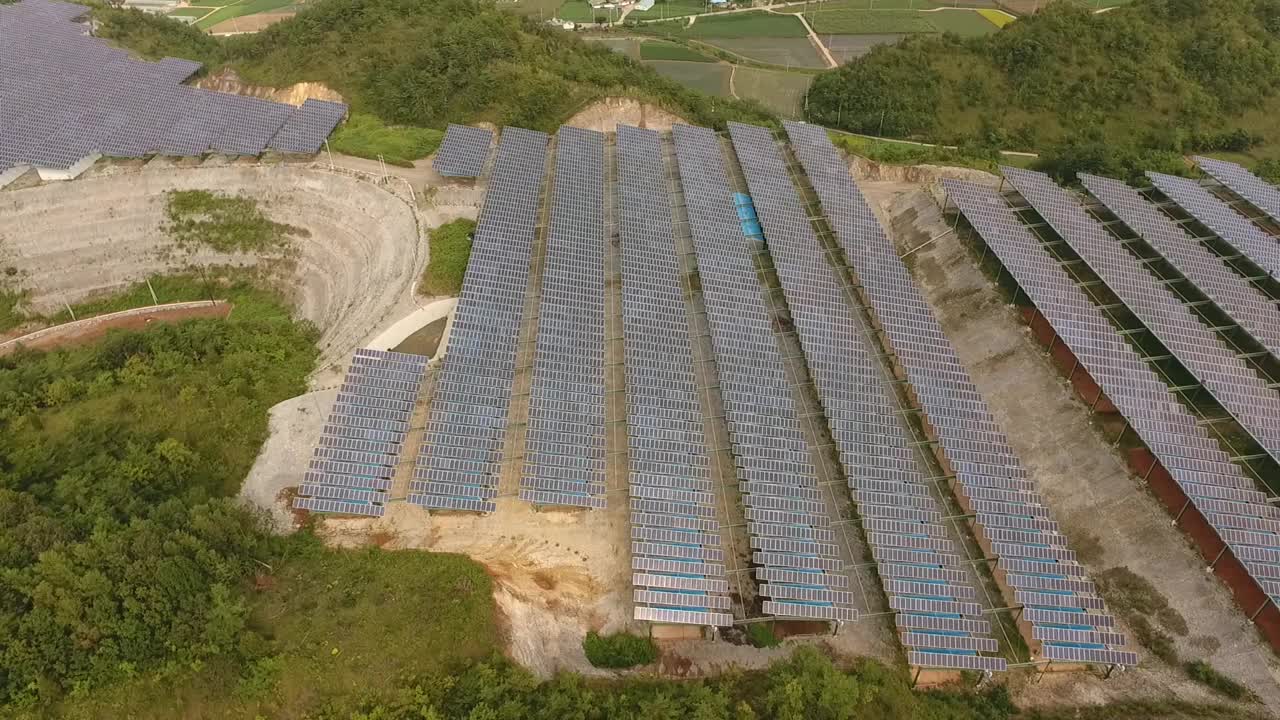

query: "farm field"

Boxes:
[679, 11, 810, 38]
[733, 65, 812, 117]
[592, 36, 642, 57]
[701, 36, 826, 68]
[639, 39, 717, 62]
[782, 5, 1001, 36]
[820, 33, 907, 62]
[181, 0, 301, 29]
[647, 59, 732, 96]
[627, 0, 710, 20]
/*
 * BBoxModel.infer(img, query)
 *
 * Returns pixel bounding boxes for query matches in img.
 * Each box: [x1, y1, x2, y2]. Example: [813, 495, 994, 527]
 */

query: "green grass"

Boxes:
[421, 219, 476, 296]
[194, 0, 295, 29]
[0, 287, 28, 333]
[328, 113, 443, 167]
[745, 622, 781, 648]
[1094, 567, 1187, 665]
[35, 534, 498, 719]
[639, 39, 715, 62]
[829, 131, 1007, 171]
[1183, 661, 1253, 702]
[681, 12, 810, 38]
[582, 631, 658, 668]
[165, 190, 303, 253]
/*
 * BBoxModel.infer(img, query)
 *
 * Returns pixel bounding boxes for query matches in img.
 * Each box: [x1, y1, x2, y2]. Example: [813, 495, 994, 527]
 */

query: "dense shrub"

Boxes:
[582, 631, 658, 668]
[0, 282, 316, 706]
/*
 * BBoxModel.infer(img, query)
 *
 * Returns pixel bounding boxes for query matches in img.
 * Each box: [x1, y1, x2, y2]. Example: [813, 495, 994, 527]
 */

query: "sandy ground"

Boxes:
[563, 97, 686, 133]
[852, 159, 1280, 713]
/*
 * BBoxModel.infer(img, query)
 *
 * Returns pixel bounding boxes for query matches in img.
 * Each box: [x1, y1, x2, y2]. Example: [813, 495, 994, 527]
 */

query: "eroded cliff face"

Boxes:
[191, 68, 345, 107]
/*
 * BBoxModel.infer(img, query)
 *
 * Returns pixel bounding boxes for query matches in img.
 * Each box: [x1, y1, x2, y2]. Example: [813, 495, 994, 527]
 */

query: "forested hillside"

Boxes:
[806, 0, 1280, 180]
[0, 282, 316, 707]
[94, 0, 774, 132]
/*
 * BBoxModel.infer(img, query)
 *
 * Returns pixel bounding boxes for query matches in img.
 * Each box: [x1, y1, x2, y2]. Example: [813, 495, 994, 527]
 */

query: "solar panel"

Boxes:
[1079, 174, 1280, 359]
[1003, 167, 1280, 465]
[634, 606, 734, 627]
[293, 349, 428, 515]
[292, 496, 384, 517]
[616, 125, 732, 626]
[907, 651, 1007, 672]
[669, 122, 856, 625]
[1193, 155, 1280, 225]
[433, 124, 495, 177]
[944, 177, 1275, 656]
[521, 126, 607, 509]
[1041, 644, 1138, 667]
[1148, 171, 1280, 280]
[0, 1, 349, 172]
[269, 99, 347, 154]
[409, 127, 548, 513]
[784, 120, 1124, 669]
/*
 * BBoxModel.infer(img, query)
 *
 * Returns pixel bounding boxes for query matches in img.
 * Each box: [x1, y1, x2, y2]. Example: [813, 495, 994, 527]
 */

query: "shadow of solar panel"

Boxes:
[433, 124, 495, 177]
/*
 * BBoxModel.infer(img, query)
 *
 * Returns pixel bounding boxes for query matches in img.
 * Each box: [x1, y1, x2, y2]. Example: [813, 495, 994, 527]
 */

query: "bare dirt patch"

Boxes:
[0, 301, 230, 352]
[0, 163, 457, 372]
[563, 97, 687, 133]
[853, 163, 1280, 712]
[191, 68, 344, 106]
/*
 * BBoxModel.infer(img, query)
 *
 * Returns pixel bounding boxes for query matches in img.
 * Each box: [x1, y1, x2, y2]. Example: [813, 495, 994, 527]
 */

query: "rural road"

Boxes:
[770, 7, 838, 68]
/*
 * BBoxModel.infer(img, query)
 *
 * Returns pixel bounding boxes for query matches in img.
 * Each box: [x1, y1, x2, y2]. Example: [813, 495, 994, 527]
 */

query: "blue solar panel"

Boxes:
[0, 0, 348, 172]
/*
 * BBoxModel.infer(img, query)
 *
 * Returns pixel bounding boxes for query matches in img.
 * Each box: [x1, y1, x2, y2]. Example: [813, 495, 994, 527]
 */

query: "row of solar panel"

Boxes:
[412, 127, 550, 513]
[293, 349, 428, 517]
[0, 2, 348, 171]
[616, 124, 733, 626]
[521, 127, 609, 509]
[945, 173, 1280, 613]
[725, 121, 1002, 664]
[670, 123, 855, 623]
[1002, 167, 1280, 466]
[786, 121, 1135, 670]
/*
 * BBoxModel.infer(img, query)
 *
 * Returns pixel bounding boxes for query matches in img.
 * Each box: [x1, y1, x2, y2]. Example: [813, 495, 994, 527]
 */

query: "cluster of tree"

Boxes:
[93, 0, 776, 133]
[313, 647, 1018, 720]
[805, 0, 1280, 183]
[0, 301, 317, 708]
